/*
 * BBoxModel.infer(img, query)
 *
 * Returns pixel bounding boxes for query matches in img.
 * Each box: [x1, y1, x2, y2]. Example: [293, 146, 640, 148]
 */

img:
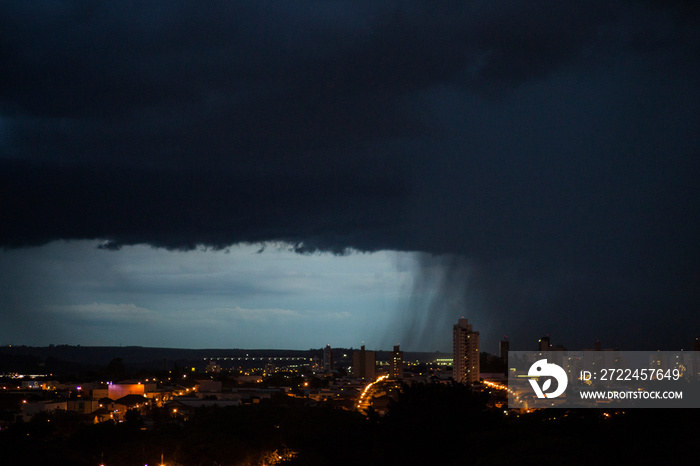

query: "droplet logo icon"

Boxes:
[527, 359, 568, 398]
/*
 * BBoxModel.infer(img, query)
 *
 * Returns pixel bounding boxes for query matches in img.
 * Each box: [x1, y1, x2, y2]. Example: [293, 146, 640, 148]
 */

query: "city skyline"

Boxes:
[1, 2, 699, 353]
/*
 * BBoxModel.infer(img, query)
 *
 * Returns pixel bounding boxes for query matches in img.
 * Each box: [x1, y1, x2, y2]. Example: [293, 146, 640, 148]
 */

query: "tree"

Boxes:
[104, 357, 126, 381]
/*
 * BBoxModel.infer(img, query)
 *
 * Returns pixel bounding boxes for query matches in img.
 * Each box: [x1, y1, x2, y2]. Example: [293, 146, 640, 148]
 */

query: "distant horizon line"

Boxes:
[0, 344, 455, 354]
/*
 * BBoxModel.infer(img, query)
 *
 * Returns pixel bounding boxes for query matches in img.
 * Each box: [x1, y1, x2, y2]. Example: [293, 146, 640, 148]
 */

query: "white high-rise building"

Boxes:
[453, 318, 480, 385]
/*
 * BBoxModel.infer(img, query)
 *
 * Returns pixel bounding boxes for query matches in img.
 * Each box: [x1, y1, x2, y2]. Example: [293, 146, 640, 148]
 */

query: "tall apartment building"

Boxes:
[352, 345, 376, 380]
[323, 344, 334, 371]
[499, 338, 509, 364]
[453, 318, 479, 385]
[389, 344, 404, 379]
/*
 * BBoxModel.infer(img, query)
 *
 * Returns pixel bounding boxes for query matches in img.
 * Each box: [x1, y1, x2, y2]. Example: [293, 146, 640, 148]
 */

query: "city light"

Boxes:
[356, 374, 389, 411]
[482, 380, 524, 406]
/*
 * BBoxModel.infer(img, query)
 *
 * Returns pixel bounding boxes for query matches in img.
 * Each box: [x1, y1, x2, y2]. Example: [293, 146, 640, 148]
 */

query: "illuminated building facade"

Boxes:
[389, 345, 404, 379]
[108, 381, 155, 399]
[453, 318, 479, 385]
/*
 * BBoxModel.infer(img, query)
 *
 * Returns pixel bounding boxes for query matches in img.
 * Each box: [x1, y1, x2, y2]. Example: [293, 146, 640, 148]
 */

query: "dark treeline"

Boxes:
[0, 383, 695, 466]
[0, 346, 323, 375]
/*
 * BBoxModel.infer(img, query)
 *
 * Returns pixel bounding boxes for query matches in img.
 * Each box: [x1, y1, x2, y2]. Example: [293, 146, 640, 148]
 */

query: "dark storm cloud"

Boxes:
[2, 1, 700, 348]
[2, 0, 696, 251]
[0, 159, 408, 253]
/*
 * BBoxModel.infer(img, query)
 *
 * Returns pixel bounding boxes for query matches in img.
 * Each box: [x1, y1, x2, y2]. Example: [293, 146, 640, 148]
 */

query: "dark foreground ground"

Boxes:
[0, 382, 696, 466]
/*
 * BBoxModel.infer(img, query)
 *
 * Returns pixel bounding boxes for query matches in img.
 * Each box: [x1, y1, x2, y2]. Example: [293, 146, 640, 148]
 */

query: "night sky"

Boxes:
[1, 1, 699, 353]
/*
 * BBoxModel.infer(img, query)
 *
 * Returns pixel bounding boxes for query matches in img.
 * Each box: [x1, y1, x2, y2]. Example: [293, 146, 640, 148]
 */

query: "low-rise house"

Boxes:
[22, 400, 67, 422]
